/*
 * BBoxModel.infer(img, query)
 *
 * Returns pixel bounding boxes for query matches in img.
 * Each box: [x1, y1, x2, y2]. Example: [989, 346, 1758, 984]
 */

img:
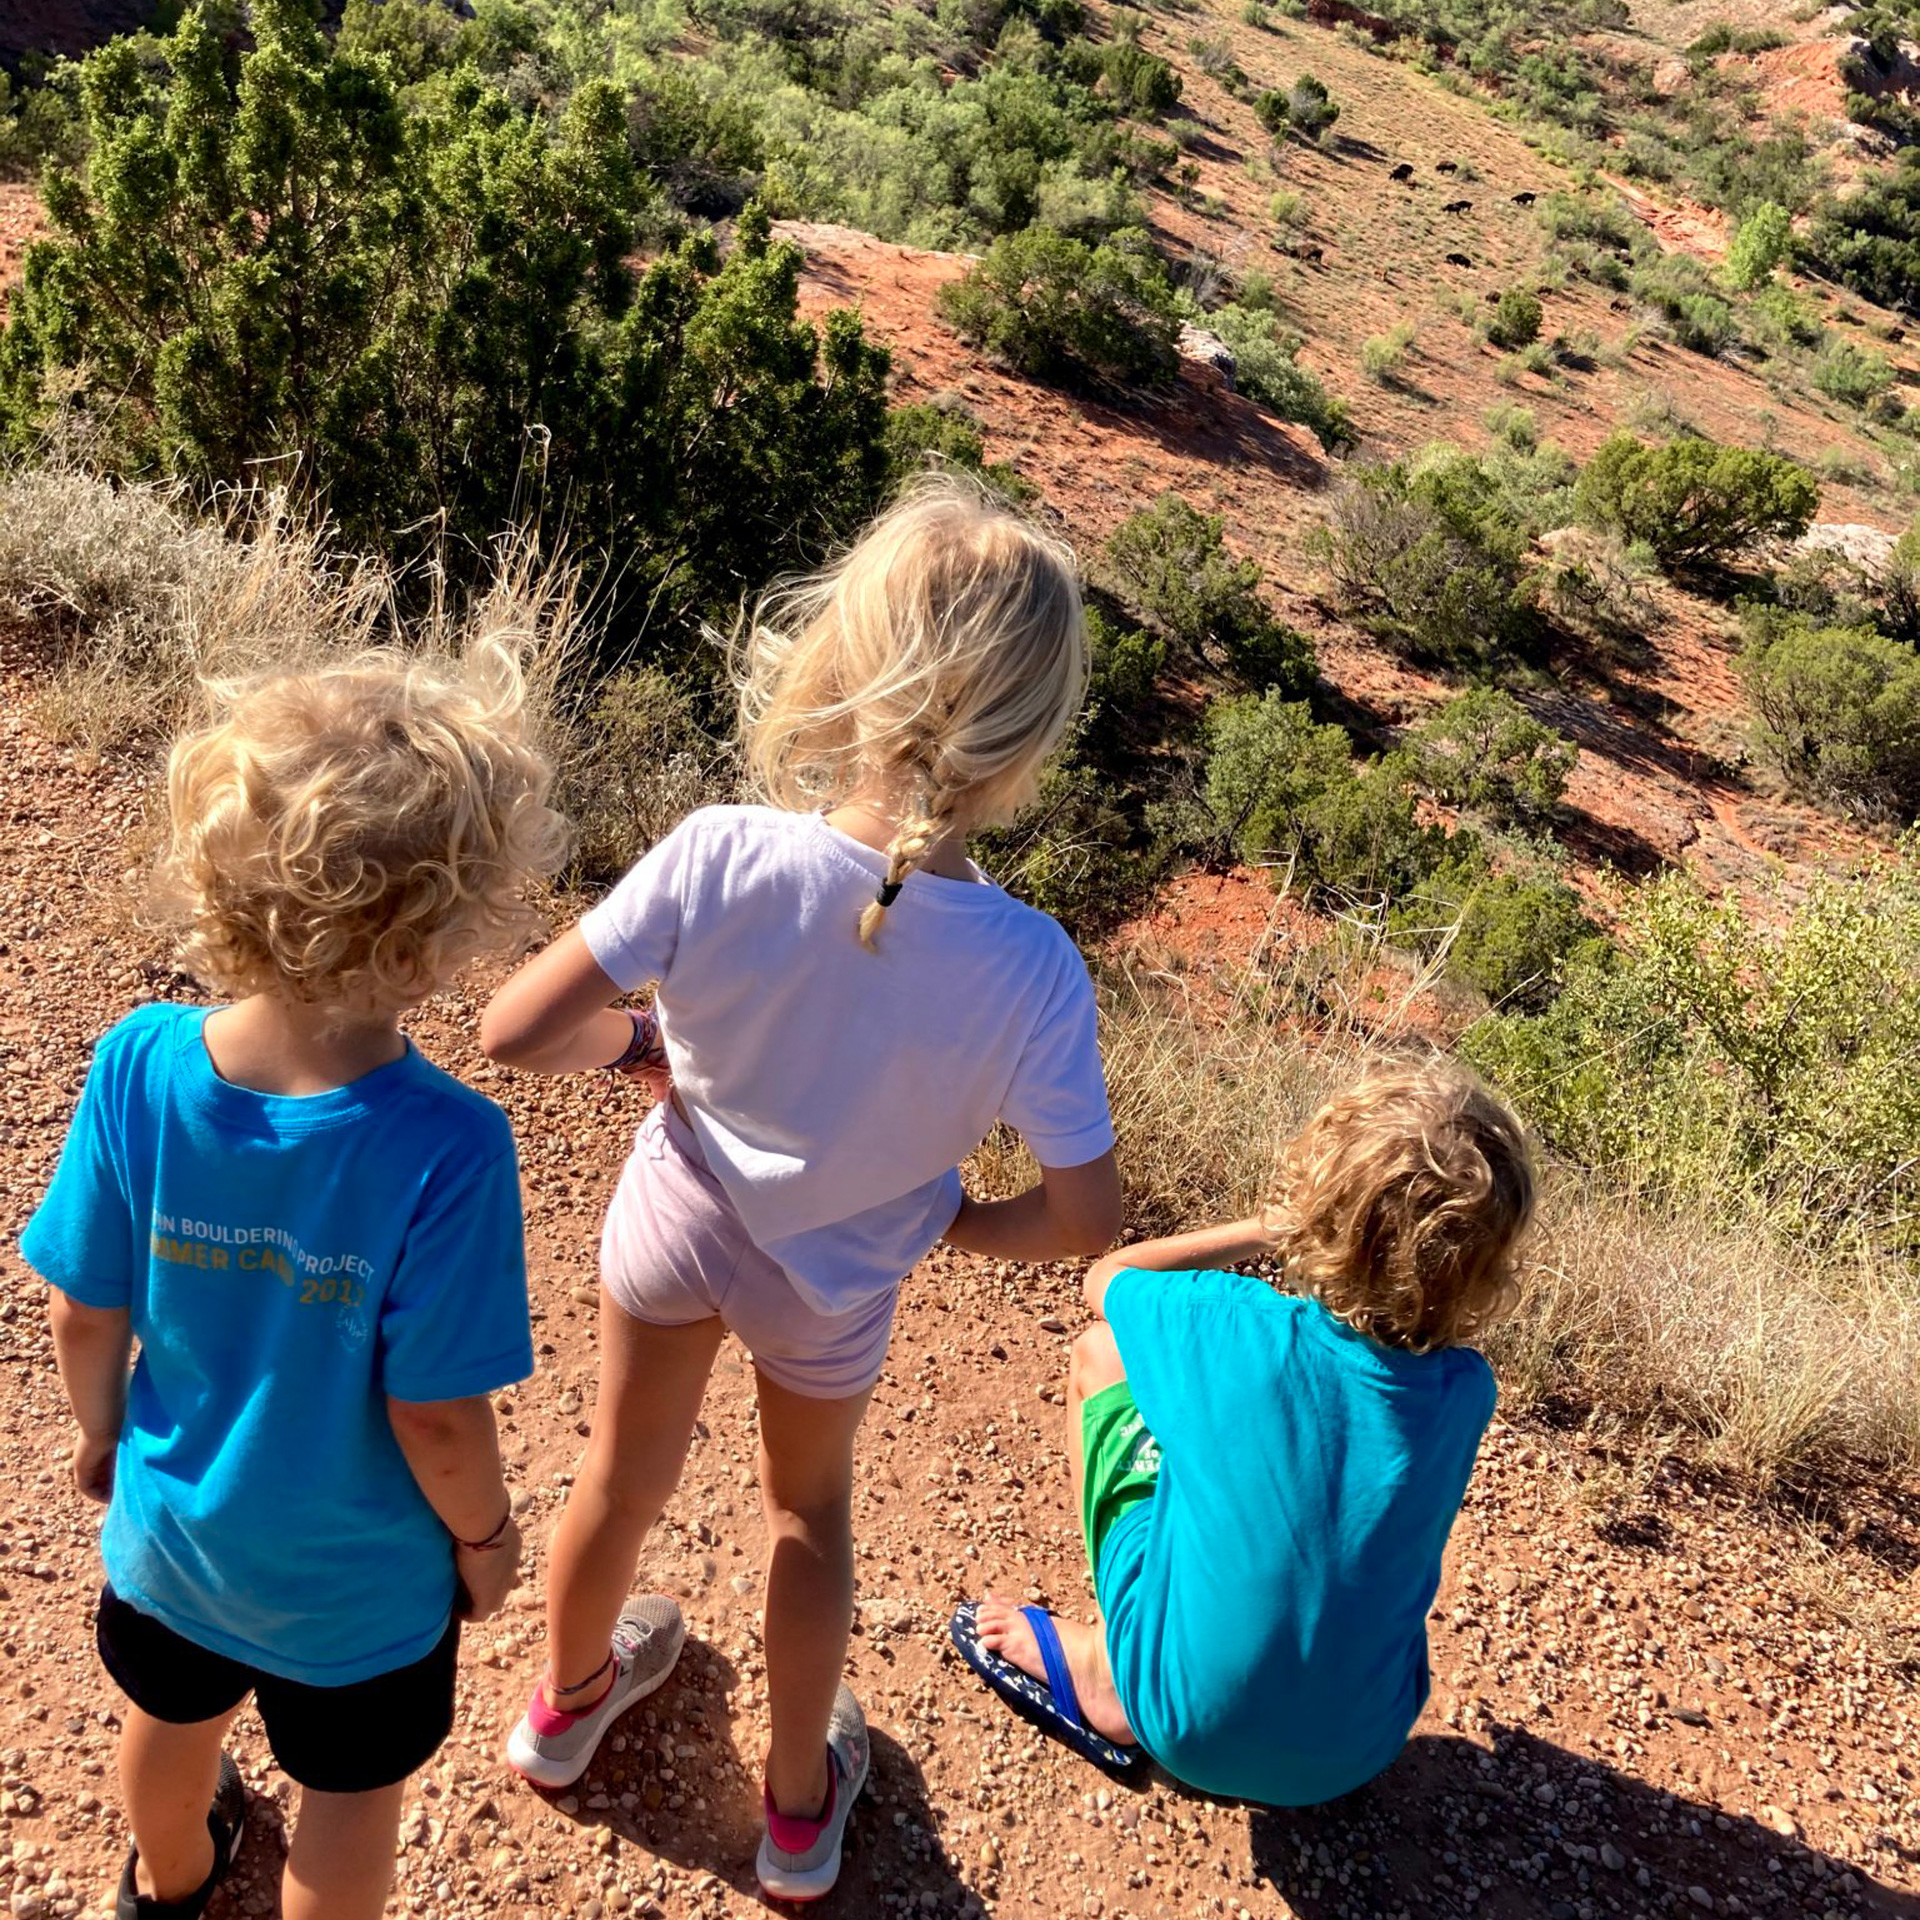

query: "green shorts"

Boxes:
[1080, 1380, 1162, 1588]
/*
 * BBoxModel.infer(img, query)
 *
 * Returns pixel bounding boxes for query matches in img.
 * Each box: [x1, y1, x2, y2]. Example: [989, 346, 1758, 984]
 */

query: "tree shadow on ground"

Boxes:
[542, 1637, 977, 1914]
[1242, 1725, 1916, 1920]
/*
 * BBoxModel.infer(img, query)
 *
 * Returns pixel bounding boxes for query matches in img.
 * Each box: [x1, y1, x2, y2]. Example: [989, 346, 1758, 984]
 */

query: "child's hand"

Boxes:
[71, 1432, 116, 1504]
[454, 1518, 523, 1622]
[621, 1061, 673, 1104]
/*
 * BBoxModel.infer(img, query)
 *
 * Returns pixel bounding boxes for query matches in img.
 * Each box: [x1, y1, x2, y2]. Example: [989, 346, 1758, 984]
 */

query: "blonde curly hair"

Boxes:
[160, 638, 569, 1009]
[731, 476, 1087, 949]
[1270, 1058, 1535, 1353]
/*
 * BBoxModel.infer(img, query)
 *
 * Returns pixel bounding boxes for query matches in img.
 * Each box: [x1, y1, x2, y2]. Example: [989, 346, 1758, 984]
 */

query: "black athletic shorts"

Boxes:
[96, 1585, 459, 1793]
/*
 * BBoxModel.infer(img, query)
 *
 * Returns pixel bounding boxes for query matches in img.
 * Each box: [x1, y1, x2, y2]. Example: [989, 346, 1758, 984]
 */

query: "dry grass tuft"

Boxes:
[0, 466, 730, 884]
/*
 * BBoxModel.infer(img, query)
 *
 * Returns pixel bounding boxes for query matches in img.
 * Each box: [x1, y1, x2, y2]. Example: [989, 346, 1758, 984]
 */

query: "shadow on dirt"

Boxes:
[1244, 1725, 1915, 1920]
[530, 1637, 976, 1915]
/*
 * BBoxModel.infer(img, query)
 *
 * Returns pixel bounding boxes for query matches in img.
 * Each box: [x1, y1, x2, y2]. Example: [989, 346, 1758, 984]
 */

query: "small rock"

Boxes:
[1600, 1843, 1625, 1872]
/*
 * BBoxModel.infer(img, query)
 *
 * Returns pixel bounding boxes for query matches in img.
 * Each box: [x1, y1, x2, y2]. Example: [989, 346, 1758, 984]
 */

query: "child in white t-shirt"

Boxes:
[481, 478, 1121, 1899]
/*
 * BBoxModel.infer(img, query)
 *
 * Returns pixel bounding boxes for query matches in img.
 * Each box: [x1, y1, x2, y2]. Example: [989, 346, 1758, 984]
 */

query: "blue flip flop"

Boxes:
[949, 1600, 1144, 1775]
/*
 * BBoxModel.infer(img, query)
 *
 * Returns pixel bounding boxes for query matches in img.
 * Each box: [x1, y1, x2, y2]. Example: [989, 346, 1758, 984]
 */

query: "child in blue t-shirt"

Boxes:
[955, 1059, 1536, 1806]
[21, 643, 567, 1920]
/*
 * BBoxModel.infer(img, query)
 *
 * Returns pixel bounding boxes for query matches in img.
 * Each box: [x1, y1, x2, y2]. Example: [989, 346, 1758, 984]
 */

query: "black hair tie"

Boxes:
[876, 879, 904, 909]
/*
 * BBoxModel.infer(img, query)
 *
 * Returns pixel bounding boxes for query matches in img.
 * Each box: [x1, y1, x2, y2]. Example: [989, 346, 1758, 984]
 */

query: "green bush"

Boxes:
[1284, 73, 1340, 143]
[1360, 320, 1417, 383]
[881, 400, 1036, 503]
[1104, 494, 1313, 690]
[0, 65, 83, 180]
[1254, 89, 1290, 137]
[1746, 284, 1822, 353]
[1409, 687, 1577, 829]
[1573, 432, 1818, 570]
[1315, 449, 1539, 664]
[1487, 287, 1544, 351]
[1484, 401, 1538, 450]
[1084, 604, 1166, 718]
[976, 756, 1151, 939]
[1297, 750, 1453, 902]
[1203, 690, 1353, 861]
[1395, 852, 1598, 1011]
[1447, 868, 1597, 1011]
[1811, 338, 1897, 412]
[1806, 150, 1920, 313]
[937, 226, 1181, 390]
[1204, 304, 1354, 450]
[1102, 40, 1183, 115]
[1740, 608, 1920, 821]
[1722, 200, 1792, 292]
[1878, 518, 1920, 646]
[1203, 696, 1448, 901]
[1687, 22, 1787, 57]
[0, 5, 894, 657]
[1465, 853, 1920, 1245]
[1630, 258, 1738, 355]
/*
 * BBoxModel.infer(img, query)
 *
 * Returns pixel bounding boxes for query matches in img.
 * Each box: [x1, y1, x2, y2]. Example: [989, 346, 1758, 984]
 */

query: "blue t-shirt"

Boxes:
[1099, 1269, 1496, 1807]
[20, 1004, 534, 1686]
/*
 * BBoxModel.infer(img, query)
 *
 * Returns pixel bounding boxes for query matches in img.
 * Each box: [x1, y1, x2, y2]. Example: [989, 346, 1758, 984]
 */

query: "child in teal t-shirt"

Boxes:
[21, 642, 566, 1920]
[963, 1059, 1535, 1806]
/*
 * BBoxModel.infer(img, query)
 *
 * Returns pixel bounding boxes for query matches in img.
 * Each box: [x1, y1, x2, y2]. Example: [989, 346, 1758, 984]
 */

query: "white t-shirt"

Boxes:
[580, 806, 1114, 1314]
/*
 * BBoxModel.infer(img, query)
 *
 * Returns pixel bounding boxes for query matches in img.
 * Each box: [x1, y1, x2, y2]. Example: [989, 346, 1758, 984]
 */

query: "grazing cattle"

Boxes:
[1436, 159, 1458, 174]
[1389, 161, 1414, 181]
[1512, 190, 1537, 206]
[1609, 296, 1631, 311]
[1891, 326, 1907, 342]
[1445, 251, 1471, 267]
[1443, 198, 1473, 213]
[1285, 241, 1326, 263]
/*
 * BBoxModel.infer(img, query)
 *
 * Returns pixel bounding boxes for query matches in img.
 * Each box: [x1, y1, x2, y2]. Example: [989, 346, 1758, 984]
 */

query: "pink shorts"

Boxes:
[599, 1101, 899, 1399]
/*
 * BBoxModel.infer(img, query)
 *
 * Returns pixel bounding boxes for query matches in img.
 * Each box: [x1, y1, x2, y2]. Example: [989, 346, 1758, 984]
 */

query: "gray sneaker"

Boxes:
[507, 1596, 686, 1790]
[755, 1684, 871, 1902]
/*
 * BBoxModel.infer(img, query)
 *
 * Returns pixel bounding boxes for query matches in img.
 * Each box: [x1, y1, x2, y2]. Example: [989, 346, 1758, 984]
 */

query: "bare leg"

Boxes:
[754, 1369, 873, 1819]
[281, 1782, 406, 1920]
[119, 1704, 237, 1901]
[976, 1320, 1137, 1746]
[1066, 1318, 1126, 1519]
[541, 1299, 724, 1706]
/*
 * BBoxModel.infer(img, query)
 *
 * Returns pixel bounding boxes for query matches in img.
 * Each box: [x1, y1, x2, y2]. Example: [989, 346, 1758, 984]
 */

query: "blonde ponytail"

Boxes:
[731, 475, 1087, 950]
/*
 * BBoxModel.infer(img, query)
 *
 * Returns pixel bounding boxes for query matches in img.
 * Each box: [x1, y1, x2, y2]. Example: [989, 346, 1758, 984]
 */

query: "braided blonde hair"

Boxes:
[733, 477, 1087, 949]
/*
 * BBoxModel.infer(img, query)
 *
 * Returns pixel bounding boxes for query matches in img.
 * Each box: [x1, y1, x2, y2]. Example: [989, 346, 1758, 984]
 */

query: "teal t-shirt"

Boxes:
[21, 1004, 534, 1686]
[1098, 1269, 1495, 1806]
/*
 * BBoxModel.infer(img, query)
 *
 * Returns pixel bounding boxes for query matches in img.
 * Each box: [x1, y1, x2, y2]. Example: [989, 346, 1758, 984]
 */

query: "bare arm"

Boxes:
[480, 926, 637, 1076]
[386, 1394, 522, 1621]
[944, 1150, 1123, 1263]
[49, 1290, 132, 1503]
[1083, 1213, 1279, 1318]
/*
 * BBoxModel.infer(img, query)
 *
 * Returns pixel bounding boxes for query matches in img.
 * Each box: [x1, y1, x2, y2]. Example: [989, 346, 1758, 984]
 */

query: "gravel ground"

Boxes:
[1, 627, 1916, 1920]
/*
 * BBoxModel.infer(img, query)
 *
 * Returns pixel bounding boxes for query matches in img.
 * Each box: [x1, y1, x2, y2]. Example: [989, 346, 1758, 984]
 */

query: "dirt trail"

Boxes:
[1, 632, 1917, 1920]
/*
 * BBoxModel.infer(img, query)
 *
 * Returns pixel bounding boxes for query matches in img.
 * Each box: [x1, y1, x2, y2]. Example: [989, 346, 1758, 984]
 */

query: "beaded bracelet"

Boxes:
[605, 1007, 667, 1075]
